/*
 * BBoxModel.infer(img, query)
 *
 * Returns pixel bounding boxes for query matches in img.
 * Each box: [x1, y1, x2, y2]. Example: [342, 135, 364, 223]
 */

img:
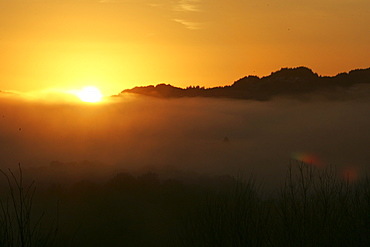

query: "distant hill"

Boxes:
[120, 67, 370, 101]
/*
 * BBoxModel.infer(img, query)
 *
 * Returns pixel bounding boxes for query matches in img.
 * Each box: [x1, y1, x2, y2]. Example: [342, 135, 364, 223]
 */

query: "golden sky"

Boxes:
[1, 0, 369, 96]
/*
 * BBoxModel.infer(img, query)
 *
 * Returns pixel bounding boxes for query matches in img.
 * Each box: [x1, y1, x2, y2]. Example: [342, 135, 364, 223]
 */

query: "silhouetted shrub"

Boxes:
[178, 175, 270, 247]
[0, 165, 58, 247]
[273, 161, 370, 246]
[8, 162, 369, 247]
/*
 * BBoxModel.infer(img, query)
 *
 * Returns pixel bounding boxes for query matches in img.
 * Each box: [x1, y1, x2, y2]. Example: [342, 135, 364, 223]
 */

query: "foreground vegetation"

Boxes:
[0, 165, 58, 247]
[1, 162, 369, 246]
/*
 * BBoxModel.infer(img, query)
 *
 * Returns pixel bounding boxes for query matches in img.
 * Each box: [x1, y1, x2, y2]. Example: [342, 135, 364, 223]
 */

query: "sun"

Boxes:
[77, 86, 103, 103]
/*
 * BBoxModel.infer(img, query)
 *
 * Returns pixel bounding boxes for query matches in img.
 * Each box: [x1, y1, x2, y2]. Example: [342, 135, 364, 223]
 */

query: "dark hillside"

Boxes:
[120, 67, 370, 100]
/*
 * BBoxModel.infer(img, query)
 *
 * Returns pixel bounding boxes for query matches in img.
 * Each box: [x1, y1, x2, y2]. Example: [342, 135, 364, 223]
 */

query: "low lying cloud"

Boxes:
[0, 90, 369, 186]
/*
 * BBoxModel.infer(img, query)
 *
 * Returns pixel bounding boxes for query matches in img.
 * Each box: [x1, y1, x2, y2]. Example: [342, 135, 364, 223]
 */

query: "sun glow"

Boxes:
[76, 86, 103, 103]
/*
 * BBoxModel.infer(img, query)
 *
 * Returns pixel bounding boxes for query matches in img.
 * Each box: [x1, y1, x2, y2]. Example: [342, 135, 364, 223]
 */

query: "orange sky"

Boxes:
[0, 0, 369, 96]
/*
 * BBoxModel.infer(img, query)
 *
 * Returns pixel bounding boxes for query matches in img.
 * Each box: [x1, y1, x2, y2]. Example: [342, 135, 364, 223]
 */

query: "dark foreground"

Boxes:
[0, 162, 369, 247]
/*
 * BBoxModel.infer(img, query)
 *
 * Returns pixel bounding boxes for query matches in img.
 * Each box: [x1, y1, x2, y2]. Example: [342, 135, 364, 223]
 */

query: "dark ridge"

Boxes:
[120, 67, 370, 101]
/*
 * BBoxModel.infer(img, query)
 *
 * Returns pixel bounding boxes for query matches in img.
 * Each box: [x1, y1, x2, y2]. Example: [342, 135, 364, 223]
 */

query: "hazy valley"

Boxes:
[0, 67, 369, 246]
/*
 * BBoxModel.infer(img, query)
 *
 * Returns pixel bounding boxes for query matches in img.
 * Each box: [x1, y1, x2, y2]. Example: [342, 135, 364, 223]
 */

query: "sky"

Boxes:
[0, 0, 369, 96]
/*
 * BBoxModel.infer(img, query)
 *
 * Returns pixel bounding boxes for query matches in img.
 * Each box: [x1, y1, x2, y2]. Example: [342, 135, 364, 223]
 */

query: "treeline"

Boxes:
[1, 162, 370, 246]
[120, 67, 370, 101]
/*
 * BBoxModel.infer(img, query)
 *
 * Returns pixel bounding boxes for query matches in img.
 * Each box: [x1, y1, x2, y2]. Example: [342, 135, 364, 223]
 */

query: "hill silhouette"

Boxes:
[120, 67, 370, 100]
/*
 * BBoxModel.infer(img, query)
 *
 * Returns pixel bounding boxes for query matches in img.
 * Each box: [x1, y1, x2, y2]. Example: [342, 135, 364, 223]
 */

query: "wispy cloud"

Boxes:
[95, 0, 204, 30]
[173, 0, 202, 12]
[99, 0, 144, 3]
[173, 19, 203, 30]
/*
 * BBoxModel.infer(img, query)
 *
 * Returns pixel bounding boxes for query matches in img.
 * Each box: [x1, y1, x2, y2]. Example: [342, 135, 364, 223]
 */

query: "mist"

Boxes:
[0, 89, 369, 186]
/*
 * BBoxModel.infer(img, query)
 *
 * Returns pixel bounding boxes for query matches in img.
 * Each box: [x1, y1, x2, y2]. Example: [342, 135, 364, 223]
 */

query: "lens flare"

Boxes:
[341, 167, 359, 182]
[291, 152, 323, 166]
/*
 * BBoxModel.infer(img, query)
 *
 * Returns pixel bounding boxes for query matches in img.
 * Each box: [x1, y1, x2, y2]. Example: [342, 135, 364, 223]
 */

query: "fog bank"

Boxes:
[0, 91, 369, 185]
